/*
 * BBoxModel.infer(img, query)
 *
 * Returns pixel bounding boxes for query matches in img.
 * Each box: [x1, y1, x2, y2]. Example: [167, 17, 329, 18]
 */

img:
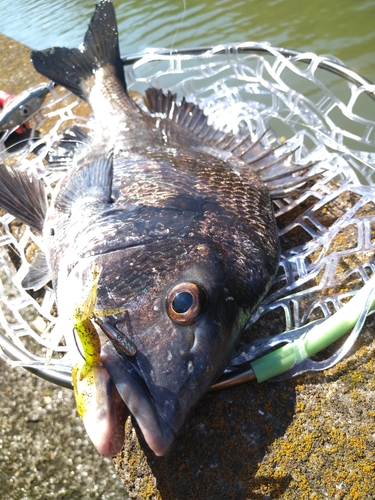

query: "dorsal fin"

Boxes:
[55, 151, 114, 213]
[145, 88, 321, 198]
[0, 163, 47, 233]
[145, 88, 220, 140]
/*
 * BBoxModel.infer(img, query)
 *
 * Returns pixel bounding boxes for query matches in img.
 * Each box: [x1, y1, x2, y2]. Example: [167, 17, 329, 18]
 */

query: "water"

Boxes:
[0, 0, 374, 82]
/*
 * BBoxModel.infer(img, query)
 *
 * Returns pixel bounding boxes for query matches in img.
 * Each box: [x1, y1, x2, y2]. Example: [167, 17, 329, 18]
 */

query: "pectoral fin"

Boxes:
[55, 152, 114, 213]
[0, 162, 47, 233]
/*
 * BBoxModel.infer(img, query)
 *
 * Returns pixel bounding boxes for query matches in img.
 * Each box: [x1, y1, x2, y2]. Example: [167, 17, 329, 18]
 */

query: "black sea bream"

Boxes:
[0, 0, 308, 456]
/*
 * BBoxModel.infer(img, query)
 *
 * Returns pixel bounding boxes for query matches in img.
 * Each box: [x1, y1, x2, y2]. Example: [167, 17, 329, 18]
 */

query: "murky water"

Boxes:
[0, 0, 374, 81]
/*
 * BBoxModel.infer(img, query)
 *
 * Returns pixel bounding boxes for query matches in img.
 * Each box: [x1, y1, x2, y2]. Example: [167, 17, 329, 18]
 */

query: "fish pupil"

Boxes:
[172, 292, 193, 314]
[19, 105, 30, 116]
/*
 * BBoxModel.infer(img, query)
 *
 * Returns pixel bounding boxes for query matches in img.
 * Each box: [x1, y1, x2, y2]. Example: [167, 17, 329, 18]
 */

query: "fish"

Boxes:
[0, 82, 53, 132]
[0, 0, 313, 457]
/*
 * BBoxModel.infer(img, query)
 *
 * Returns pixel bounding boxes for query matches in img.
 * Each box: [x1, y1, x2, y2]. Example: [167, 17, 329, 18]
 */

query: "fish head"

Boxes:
[62, 235, 250, 457]
[98, 239, 244, 455]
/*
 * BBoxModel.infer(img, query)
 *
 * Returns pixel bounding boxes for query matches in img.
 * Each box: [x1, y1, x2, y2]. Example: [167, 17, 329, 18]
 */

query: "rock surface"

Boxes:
[115, 332, 375, 499]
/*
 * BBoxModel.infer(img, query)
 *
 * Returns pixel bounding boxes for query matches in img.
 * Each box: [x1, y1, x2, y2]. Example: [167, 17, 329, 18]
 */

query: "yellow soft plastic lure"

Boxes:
[71, 264, 124, 417]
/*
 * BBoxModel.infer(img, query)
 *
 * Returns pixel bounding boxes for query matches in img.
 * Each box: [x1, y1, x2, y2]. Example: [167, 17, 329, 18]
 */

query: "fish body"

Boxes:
[0, 82, 52, 132]
[0, 0, 287, 456]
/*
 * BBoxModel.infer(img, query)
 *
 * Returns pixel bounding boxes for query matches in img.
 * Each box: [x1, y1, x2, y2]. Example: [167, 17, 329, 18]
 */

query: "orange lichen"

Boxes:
[253, 342, 375, 499]
[111, 335, 375, 499]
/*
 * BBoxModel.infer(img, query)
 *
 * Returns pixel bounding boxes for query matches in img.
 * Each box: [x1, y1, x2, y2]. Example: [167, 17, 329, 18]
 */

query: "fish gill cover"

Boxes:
[0, 0, 374, 458]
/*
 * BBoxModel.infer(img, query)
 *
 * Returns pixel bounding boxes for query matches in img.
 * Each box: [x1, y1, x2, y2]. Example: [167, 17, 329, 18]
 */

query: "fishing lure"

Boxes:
[0, 82, 53, 132]
[71, 264, 134, 417]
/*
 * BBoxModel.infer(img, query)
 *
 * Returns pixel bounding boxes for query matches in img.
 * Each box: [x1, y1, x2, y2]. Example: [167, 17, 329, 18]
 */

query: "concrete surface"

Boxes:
[0, 33, 128, 500]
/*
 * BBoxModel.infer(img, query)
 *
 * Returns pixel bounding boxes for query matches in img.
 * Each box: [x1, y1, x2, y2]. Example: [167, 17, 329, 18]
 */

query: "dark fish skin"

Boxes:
[0, 0, 281, 456]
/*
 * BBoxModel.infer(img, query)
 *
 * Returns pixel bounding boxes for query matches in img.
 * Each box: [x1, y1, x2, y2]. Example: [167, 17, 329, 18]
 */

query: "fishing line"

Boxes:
[170, 0, 187, 55]
[72, 327, 87, 362]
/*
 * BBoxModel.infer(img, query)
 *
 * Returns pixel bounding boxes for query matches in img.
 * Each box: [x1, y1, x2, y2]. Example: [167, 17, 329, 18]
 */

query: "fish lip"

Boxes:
[101, 341, 176, 456]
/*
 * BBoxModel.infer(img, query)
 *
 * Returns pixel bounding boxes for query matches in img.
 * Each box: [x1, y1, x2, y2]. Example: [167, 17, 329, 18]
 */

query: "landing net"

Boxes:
[0, 43, 374, 386]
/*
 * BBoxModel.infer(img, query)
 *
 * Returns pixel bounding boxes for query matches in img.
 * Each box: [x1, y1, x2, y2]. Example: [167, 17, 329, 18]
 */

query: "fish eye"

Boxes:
[19, 105, 30, 117]
[166, 282, 208, 325]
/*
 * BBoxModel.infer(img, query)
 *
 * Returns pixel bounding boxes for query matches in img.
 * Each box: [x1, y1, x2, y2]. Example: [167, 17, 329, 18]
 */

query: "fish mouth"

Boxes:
[101, 341, 176, 456]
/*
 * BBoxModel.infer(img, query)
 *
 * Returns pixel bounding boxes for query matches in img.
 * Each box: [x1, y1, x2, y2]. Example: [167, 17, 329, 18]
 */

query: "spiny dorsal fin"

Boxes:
[145, 87, 321, 198]
[55, 151, 114, 213]
[0, 163, 47, 233]
[145, 88, 220, 140]
[31, 0, 125, 100]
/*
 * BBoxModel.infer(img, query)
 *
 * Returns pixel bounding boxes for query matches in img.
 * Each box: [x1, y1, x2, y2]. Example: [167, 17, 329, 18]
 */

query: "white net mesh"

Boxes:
[0, 43, 374, 382]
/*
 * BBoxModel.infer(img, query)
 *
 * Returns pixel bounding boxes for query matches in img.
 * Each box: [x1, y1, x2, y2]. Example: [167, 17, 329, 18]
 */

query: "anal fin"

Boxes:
[46, 125, 90, 169]
[21, 251, 51, 291]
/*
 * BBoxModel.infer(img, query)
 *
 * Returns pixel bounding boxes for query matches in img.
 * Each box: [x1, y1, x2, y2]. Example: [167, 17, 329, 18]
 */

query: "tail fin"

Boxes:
[30, 0, 126, 101]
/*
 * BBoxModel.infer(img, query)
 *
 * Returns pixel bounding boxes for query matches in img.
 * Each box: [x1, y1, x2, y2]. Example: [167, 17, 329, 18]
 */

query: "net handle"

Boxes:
[211, 274, 375, 389]
[0, 331, 72, 388]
